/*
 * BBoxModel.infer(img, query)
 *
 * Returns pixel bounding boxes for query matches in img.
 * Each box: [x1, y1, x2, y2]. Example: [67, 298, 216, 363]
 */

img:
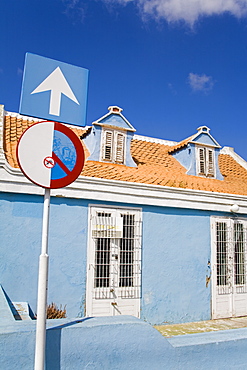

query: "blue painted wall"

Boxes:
[141, 206, 212, 324]
[1, 191, 241, 324]
[2, 315, 247, 370]
[0, 193, 89, 318]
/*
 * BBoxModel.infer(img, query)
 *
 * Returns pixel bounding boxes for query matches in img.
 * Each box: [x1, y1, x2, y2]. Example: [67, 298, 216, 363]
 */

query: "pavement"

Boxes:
[154, 316, 247, 337]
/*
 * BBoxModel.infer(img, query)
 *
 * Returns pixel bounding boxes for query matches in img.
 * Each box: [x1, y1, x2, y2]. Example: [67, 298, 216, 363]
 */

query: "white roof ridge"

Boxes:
[5, 110, 43, 122]
[5, 110, 91, 130]
[133, 134, 178, 146]
[220, 146, 247, 170]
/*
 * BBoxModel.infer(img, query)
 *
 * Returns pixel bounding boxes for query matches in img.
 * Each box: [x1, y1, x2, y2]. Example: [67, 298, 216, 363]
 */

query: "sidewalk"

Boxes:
[154, 316, 247, 337]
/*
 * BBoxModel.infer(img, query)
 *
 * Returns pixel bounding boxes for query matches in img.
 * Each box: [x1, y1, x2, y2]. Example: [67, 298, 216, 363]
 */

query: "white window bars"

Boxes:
[215, 220, 247, 295]
[91, 211, 142, 299]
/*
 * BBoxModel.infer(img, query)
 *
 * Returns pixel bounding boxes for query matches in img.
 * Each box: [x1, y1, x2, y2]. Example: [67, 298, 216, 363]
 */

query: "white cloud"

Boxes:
[188, 73, 215, 93]
[61, 0, 86, 23]
[101, 0, 247, 25]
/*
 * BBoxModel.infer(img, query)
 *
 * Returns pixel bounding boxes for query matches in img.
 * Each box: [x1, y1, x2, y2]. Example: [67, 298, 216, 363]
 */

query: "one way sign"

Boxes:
[19, 53, 89, 127]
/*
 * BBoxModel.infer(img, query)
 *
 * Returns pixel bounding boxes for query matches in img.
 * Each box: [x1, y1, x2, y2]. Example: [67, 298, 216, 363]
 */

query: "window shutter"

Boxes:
[103, 131, 113, 161]
[207, 149, 214, 177]
[199, 148, 206, 175]
[115, 133, 125, 164]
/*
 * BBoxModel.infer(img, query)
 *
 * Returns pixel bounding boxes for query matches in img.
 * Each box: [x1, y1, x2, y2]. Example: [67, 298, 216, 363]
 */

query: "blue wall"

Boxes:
[0, 191, 237, 324]
[141, 206, 212, 324]
[2, 315, 247, 370]
[0, 193, 89, 318]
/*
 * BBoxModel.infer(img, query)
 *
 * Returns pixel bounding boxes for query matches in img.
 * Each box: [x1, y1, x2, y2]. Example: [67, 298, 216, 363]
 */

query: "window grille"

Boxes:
[234, 223, 245, 287]
[91, 210, 142, 299]
[119, 214, 135, 288]
[216, 222, 228, 290]
[216, 220, 247, 295]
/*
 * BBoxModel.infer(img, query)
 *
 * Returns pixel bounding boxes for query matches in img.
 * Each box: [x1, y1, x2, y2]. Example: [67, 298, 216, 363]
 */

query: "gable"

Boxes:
[190, 126, 221, 148]
[94, 106, 135, 132]
[99, 114, 133, 131]
[170, 126, 223, 180]
[85, 106, 136, 167]
[191, 132, 219, 147]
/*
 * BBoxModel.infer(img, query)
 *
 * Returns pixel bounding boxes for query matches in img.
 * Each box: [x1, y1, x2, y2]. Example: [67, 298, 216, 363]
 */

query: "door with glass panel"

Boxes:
[86, 206, 142, 317]
[212, 218, 247, 319]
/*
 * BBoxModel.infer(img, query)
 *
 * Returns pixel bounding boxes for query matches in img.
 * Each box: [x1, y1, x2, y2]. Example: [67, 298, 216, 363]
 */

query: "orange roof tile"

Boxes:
[3, 113, 247, 196]
[167, 136, 193, 153]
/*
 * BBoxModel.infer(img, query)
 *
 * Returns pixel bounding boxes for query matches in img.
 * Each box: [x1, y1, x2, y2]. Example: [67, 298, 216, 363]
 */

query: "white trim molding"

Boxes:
[1, 160, 247, 214]
[133, 134, 177, 146]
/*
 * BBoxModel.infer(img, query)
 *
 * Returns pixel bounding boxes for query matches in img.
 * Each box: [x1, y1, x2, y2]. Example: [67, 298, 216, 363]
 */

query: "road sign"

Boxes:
[19, 53, 89, 127]
[17, 121, 85, 189]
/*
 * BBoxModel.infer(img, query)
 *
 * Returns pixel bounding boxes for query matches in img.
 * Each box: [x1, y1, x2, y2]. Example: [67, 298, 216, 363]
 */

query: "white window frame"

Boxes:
[211, 216, 247, 318]
[196, 146, 215, 178]
[101, 129, 126, 164]
[86, 205, 142, 318]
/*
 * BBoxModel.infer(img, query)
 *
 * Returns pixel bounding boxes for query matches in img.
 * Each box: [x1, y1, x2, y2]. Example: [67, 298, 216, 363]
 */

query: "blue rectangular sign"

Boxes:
[19, 53, 89, 127]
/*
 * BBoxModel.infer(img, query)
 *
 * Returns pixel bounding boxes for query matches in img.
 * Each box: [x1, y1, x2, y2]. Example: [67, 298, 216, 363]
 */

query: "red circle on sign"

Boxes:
[50, 122, 85, 189]
[44, 156, 55, 169]
[17, 121, 85, 189]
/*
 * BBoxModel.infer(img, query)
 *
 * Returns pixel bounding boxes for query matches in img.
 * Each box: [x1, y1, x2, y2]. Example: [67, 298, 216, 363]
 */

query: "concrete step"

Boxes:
[154, 316, 247, 337]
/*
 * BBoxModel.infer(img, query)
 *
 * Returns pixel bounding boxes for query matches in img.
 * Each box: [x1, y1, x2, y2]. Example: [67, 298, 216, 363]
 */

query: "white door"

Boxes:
[86, 206, 142, 318]
[212, 218, 247, 319]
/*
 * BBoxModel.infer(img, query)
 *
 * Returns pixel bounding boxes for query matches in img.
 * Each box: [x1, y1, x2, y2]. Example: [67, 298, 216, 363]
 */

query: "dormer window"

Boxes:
[84, 106, 136, 167]
[102, 129, 125, 164]
[197, 146, 215, 177]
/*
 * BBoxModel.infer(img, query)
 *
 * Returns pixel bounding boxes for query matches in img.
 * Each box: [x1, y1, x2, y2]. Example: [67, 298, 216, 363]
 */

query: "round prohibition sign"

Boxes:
[44, 156, 55, 169]
[17, 121, 85, 189]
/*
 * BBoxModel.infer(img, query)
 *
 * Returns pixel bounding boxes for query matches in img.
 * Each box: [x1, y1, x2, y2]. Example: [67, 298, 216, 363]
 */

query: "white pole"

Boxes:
[34, 188, 51, 370]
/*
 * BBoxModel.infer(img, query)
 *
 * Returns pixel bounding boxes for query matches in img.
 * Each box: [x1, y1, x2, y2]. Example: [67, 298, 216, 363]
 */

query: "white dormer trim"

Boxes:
[101, 128, 126, 164]
[92, 106, 136, 132]
[196, 145, 215, 178]
[108, 106, 123, 114]
[189, 126, 221, 148]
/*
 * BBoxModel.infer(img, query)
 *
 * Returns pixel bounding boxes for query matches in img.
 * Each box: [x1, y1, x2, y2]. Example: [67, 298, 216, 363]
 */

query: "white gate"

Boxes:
[211, 217, 247, 319]
[86, 206, 142, 317]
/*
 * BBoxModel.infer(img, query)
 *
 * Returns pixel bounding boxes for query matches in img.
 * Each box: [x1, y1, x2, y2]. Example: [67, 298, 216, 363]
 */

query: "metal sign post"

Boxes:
[17, 121, 85, 370]
[34, 188, 50, 370]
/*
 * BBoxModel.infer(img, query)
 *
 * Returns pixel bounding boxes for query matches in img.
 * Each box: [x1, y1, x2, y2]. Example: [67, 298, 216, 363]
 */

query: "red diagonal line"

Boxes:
[52, 151, 71, 175]
[45, 158, 54, 166]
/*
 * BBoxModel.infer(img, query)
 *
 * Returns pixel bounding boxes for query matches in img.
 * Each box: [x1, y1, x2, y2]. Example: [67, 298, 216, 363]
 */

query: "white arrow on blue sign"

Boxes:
[19, 53, 89, 127]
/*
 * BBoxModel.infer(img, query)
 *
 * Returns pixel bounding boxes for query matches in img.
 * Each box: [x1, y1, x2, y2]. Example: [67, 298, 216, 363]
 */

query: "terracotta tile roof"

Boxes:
[168, 135, 194, 153]
[3, 114, 90, 168]
[3, 113, 247, 196]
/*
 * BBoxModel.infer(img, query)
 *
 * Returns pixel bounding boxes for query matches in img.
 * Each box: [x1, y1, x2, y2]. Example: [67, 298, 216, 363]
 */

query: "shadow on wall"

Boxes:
[46, 318, 92, 370]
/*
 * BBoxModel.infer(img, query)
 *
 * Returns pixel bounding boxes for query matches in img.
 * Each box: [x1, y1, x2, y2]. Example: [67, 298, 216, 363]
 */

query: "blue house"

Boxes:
[1, 104, 247, 325]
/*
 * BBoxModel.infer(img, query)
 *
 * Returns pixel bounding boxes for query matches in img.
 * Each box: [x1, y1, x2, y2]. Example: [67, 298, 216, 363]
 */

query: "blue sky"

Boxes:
[1, 0, 247, 159]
